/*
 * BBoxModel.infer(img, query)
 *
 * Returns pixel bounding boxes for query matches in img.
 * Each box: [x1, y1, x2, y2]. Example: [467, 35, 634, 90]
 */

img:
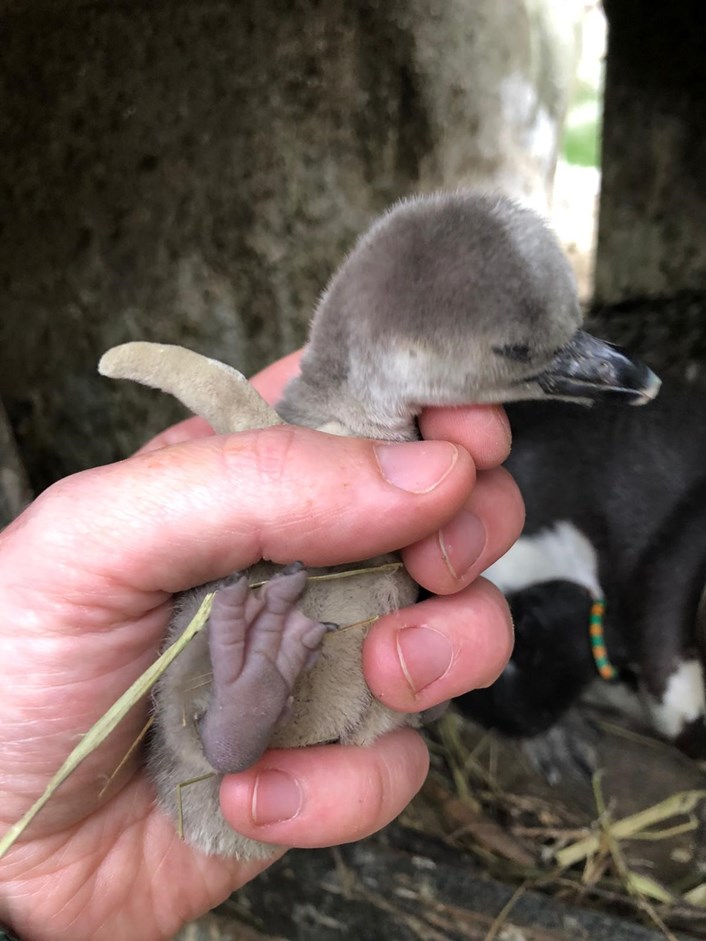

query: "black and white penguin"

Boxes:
[100, 191, 659, 856]
[458, 385, 706, 780]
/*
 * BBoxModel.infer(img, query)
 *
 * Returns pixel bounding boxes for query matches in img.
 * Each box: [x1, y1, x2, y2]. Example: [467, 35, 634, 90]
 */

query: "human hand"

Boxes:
[0, 350, 522, 941]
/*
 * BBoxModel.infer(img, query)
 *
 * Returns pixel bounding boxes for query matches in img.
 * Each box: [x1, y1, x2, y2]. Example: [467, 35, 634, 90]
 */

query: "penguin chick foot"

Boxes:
[198, 563, 335, 774]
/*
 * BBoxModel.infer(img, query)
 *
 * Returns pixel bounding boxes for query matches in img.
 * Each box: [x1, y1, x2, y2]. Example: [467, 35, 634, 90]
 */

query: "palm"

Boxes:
[7, 779, 269, 940]
[0, 573, 272, 940]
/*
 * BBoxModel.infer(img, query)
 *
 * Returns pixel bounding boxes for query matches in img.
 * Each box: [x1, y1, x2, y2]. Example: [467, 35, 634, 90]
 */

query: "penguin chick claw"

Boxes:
[198, 563, 335, 774]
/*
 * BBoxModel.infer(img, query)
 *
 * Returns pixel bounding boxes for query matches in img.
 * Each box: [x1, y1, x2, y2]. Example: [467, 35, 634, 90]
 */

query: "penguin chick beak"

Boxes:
[535, 330, 661, 405]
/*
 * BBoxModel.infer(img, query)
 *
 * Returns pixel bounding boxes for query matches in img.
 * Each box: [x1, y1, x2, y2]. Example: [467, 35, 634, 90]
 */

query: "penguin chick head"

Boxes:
[278, 191, 660, 439]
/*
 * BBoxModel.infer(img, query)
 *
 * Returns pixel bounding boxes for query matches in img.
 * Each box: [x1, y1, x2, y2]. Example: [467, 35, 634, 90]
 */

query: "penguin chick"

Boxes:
[147, 558, 417, 859]
[278, 191, 660, 439]
[100, 190, 660, 860]
[100, 348, 420, 860]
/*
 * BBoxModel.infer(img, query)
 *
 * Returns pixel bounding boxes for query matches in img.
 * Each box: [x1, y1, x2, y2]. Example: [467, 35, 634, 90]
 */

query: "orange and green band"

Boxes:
[589, 598, 617, 681]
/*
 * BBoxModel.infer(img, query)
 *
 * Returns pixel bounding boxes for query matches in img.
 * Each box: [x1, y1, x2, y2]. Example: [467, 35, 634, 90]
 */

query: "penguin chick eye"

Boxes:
[492, 344, 532, 363]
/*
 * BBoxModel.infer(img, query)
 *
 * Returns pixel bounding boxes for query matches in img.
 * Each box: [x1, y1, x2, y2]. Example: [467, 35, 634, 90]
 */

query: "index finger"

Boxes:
[419, 405, 512, 470]
[250, 349, 303, 403]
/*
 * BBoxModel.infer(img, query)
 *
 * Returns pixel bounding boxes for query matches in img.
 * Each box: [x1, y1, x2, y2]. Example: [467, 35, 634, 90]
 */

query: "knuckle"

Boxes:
[222, 424, 301, 496]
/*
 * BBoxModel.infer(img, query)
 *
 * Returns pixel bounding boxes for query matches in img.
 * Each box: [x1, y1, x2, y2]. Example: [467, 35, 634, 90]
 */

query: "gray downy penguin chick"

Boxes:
[277, 191, 660, 438]
[100, 190, 660, 861]
[99, 348, 420, 861]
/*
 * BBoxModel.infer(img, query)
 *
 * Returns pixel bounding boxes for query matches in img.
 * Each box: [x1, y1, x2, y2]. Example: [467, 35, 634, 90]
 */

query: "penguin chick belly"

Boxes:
[148, 556, 418, 858]
[267, 558, 420, 748]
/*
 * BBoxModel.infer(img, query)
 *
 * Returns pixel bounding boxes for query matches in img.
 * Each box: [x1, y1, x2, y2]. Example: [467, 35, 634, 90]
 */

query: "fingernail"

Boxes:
[374, 441, 458, 493]
[397, 626, 453, 693]
[252, 769, 303, 825]
[438, 510, 487, 579]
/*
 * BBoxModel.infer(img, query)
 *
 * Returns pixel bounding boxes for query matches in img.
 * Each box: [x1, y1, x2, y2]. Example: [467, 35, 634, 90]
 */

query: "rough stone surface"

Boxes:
[0, 0, 579, 489]
[0, 398, 32, 527]
[594, 0, 706, 306]
[175, 823, 695, 941]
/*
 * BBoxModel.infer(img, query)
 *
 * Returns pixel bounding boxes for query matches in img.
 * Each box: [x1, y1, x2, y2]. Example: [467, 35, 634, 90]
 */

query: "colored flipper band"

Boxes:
[589, 598, 618, 681]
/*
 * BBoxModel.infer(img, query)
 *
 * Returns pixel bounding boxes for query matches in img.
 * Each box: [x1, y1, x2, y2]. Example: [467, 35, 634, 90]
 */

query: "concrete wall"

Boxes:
[588, 0, 706, 382]
[0, 0, 579, 489]
[595, 0, 706, 306]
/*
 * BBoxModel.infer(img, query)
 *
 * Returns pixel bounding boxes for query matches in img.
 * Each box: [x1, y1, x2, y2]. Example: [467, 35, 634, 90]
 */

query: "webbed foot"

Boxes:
[199, 563, 335, 773]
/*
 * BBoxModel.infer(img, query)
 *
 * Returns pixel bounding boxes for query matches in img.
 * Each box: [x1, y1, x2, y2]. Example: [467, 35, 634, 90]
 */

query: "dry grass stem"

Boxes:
[98, 714, 155, 799]
[554, 789, 706, 869]
[0, 590, 216, 860]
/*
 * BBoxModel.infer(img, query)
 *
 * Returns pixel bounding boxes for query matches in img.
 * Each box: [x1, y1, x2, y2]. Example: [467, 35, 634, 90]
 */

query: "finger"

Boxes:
[363, 577, 513, 713]
[3, 429, 474, 607]
[138, 416, 215, 453]
[419, 405, 511, 470]
[249, 349, 303, 404]
[403, 466, 525, 595]
[219, 728, 428, 848]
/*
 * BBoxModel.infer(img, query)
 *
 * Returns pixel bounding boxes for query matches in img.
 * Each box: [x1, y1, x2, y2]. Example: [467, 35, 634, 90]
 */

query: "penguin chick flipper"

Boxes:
[199, 564, 335, 774]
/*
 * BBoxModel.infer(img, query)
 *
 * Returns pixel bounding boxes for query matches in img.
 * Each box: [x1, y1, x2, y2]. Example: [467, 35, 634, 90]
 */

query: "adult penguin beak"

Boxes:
[536, 330, 661, 405]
